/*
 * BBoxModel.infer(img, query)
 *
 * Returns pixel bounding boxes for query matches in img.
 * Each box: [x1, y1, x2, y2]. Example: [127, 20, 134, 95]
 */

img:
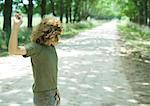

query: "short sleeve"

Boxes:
[23, 43, 37, 58]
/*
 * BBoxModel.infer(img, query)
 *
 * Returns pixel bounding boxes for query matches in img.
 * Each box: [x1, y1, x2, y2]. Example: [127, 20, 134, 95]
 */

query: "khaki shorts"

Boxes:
[33, 90, 60, 106]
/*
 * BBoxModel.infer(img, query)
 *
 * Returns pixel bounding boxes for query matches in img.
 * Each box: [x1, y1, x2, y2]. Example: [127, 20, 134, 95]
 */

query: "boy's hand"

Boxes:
[13, 12, 23, 27]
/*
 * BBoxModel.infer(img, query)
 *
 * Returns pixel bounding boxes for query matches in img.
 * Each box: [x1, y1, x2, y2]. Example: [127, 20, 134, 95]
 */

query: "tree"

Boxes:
[60, 0, 64, 22]
[0, 0, 4, 12]
[41, 0, 46, 18]
[50, 0, 56, 16]
[3, 0, 12, 47]
[148, 1, 150, 26]
[115, 0, 150, 26]
[28, 0, 33, 28]
[73, 0, 80, 22]
[68, 0, 72, 23]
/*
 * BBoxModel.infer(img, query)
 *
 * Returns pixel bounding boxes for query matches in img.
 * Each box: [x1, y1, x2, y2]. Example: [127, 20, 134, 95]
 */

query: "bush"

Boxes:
[61, 20, 99, 38]
[0, 29, 7, 49]
[18, 27, 32, 45]
[118, 22, 150, 41]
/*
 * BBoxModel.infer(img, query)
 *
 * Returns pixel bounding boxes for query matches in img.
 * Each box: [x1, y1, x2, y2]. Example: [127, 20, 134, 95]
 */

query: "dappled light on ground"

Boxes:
[0, 56, 33, 106]
[120, 56, 150, 105]
[56, 20, 140, 106]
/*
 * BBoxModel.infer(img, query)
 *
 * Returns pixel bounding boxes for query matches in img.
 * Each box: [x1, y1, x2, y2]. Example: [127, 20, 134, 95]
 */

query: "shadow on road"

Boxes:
[120, 55, 150, 105]
[0, 74, 33, 106]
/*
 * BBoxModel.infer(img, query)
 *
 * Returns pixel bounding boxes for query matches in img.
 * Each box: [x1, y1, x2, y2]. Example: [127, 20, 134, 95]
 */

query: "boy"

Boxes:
[8, 13, 62, 106]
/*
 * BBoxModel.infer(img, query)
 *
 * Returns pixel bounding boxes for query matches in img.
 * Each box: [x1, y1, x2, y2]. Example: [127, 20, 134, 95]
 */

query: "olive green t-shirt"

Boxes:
[23, 42, 58, 93]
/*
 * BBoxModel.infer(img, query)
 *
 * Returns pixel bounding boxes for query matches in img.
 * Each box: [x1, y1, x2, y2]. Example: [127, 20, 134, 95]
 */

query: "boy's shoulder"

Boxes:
[25, 42, 42, 52]
[23, 42, 43, 57]
[28, 42, 40, 47]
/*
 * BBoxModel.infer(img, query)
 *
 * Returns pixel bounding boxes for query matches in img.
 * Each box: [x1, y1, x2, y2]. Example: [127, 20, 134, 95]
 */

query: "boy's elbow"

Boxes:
[8, 47, 16, 55]
[8, 47, 26, 55]
[8, 49, 15, 55]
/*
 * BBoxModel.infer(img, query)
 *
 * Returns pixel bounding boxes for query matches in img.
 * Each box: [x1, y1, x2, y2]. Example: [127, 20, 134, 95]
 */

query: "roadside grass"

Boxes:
[118, 20, 150, 61]
[61, 20, 105, 38]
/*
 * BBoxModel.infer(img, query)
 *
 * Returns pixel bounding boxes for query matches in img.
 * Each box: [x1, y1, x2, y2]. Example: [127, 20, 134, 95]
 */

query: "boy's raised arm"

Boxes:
[8, 13, 26, 55]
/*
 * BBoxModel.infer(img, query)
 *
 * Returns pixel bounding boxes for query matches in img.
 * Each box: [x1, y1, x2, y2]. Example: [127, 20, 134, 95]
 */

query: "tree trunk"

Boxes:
[28, 0, 33, 28]
[3, 0, 12, 47]
[65, 2, 69, 23]
[73, 0, 81, 22]
[65, 8, 69, 23]
[69, 6, 72, 23]
[67, 0, 72, 23]
[148, 1, 150, 26]
[139, 1, 145, 25]
[50, 0, 56, 16]
[60, 0, 64, 22]
[73, 1, 78, 22]
[132, 1, 139, 23]
[41, 0, 46, 18]
[143, 0, 148, 25]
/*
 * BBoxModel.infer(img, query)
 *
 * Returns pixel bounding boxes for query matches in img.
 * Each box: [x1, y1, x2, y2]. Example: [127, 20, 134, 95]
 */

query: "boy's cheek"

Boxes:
[52, 41, 59, 46]
[52, 42, 58, 46]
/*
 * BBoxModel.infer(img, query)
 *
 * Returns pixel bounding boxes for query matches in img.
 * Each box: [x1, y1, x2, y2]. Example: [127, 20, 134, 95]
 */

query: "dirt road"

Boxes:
[0, 20, 148, 106]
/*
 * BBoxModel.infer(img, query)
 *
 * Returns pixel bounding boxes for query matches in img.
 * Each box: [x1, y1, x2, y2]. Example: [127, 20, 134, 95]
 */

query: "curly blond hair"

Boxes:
[31, 16, 63, 44]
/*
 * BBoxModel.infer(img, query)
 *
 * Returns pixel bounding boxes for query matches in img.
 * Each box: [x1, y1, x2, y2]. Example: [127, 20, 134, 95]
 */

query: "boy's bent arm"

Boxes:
[8, 14, 26, 55]
[8, 24, 26, 55]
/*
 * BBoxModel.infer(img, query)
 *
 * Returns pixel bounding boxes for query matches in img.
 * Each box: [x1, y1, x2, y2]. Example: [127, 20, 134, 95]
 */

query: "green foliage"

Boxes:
[116, 0, 150, 26]
[117, 0, 138, 18]
[90, 0, 121, 19]
[0, 2, 4, 12]
[0, 29, 6, 49]
[118, 21, 150, 41]
[118, 20, 150, 59]
[18, 27, 32, 45]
